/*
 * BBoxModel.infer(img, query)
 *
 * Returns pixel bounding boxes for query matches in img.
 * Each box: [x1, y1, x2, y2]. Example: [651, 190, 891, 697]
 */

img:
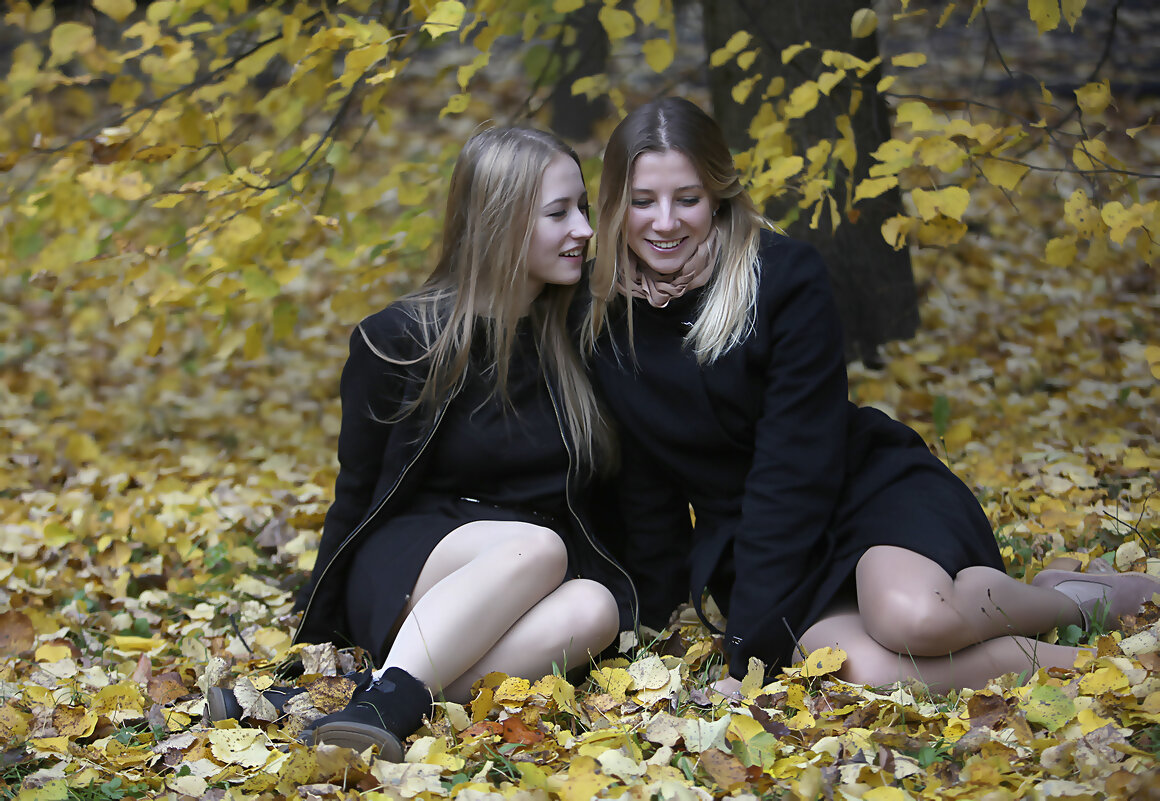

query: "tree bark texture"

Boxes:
[701, 0, 918, 365]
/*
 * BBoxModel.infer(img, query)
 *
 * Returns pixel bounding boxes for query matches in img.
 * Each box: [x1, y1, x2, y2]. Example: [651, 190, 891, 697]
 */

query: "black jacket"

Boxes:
[294, 303, 638, 658]
[593, 231, 957, 674]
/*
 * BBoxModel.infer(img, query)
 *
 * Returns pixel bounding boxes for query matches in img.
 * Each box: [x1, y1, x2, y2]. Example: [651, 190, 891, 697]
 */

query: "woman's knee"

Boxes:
[492, 521, 569, 588]
[555, 580, 620, 654]
[861, 588, 963, 657]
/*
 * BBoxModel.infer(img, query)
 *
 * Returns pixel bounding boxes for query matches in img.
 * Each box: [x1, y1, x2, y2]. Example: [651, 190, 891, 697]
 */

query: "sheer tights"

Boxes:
[374, 520, 619, 703]
[799, 546, 1088, 692]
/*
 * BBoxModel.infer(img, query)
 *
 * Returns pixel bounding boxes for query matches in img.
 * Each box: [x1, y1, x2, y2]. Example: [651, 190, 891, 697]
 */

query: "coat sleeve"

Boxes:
[613, 429, 695, 631]
[724, 240, 849, 668]
[293, 319, 408, 611]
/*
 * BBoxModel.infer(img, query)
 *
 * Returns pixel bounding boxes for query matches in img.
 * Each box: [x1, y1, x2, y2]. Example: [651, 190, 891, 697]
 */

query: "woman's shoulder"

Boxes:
[353, 296, 441, 360]
[753, 229, 831, 299]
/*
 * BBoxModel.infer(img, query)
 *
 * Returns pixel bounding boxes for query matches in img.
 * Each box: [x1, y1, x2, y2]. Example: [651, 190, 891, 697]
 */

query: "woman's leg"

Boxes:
[382, 520, 615, 697]
[799, 602, 1084, 693]
[438, 578, 619, 702]
[854, 546, 1084, 656]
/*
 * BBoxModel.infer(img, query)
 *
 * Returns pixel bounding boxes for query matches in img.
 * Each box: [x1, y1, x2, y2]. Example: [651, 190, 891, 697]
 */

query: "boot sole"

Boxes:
[312, 722, 404, 761]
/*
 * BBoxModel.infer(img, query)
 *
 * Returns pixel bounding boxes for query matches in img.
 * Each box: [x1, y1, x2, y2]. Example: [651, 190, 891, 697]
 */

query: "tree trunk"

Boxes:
[701, 0, 917, 366]
[549, 4, 610, 141]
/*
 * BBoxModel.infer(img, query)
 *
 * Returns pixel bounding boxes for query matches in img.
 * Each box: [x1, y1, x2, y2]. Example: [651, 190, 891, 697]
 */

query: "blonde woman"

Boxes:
[212, 127, 636, 757]
[586, 97, 1157, 693]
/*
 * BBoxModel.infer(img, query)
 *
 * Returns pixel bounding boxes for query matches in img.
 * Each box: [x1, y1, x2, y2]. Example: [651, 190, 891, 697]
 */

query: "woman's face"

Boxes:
[526, 154, 592, 296]
[626, 149, 715, 274]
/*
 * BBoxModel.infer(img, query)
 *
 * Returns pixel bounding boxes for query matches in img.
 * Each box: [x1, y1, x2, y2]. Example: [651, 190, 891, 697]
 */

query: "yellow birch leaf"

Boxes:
[1021, 683, 1075, 731]
[48, 23, 96, 67]
[209, 728, 273, 768]
[864, 788, 910, 801]
[554, 0, 583, 11]
[591, 667, 632, 702]
[109, 635, 164, 652]
[1079, 665, 1129, 696]
[1100, 201, 1144, 245]
[854, 176, 898, 202]
[818, 69, 846, 96]
[457, 51, 489, 90]
[1075, 80, 1111, 116]
[711, 30, 751, 67]
[799, 647, 846, 677]
[877, 75, 896, 93]
[737, 49, 758, 71]
[151, 194, 184, 209]
[732, 76, 760, 105]
[916, 216, 967, 246]
[851, 8, 877, 38]
[1028, 0, 1060, 33]
[642, 39, 674, 73]
[1044, 236, 1077, 267]
[53, 706, 98, 739]
[891, 52, 926, 68]
[440, 93, 470, 117]
[1040, 81, 1054, 103]
[494, 676, 532, 705]
[93, 0, 135, 22]
[944, 419, 971, 452]
[146, 316, 165, 357]
[896, 100, 935, 131]
[598, 7, 635, 40]
[881, 214, 913, 249]
[1062, 0, 1086, 29]
[1064, 189, 1104, 236]
[981, 158, 1030, 190]
[784, 81, 819, 119]
[781, 42, 810, 64]
[1127, 118, 1152, 138]
[35, 643, 73, 663]
[635, 0, 662, 25]
[421, 0, 465, 39]
[911, 186, 969, 221]
[765, 75, 786, 98]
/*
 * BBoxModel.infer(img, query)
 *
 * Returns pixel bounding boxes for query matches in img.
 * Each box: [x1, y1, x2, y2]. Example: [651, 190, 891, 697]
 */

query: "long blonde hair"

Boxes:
[586, 98, 768, 363]
[375, 126, 614, 471]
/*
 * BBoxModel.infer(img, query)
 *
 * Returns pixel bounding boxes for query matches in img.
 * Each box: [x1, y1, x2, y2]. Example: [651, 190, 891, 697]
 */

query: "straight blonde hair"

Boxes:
[372, 126, 614, 471]
[586, 98, 769, 363]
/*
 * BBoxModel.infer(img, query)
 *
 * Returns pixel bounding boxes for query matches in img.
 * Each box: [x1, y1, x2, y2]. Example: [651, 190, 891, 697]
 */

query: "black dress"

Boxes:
[342, 325, 572, 657]
[593, 231, 1004, 675]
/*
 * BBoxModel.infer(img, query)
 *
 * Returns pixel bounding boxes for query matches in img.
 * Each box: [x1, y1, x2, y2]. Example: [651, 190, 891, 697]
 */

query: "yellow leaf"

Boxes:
[1062, 0, 1086, 29]
[891, 52, 926, 68]
[48, 22, 95, 67]
[421, 0, 465, 39]
[440, 93, 470, 117]
[784, 81, 819, 119]
[1028, 0, 1061, 33]
[944, 419, 971, 452]
[35, 643, 73, 663]
[711, 30, 751, 67]
[1064, 189, 1104, 236]
[553, 0, 583, 11]
[781, 42, 810, 64]
[910, 186, 969, 221]
[854, 176, 898, 202]
[981, 158, 1029, 190]
[208, 728, 273, 768]
[642, 39, 674, 73]
[494, 676, 532, 705]
[1021, 683, 1075, 731]
[817, 69, 845, 96]
[1079, 665, 1129, 696]
[896, 101, 935, 131]
[737, 50, 758, 71]
[799, 646, 846, 677]
[598, 7, 635, 40]
[1044, 236, 1077, 267]
[1075, 79, 1111, 116]
[1127, 118, 1152, 138]
[591, 667, 632, 702]
[109, 635, 164, 652]
[851, 8, 877, 38]
[732, 75, 760, 105]
[881, 214, 914, 249]
[864, 787, 910, 801]
[93, 0, 135, 22]
[877, 75, 896, 93]
[457, 51, 489, 90]
[635, 0, 662, 25]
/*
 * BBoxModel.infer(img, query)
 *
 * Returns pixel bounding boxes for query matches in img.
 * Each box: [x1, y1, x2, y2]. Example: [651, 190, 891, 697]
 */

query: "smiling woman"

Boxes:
[207, 126, 635, 760]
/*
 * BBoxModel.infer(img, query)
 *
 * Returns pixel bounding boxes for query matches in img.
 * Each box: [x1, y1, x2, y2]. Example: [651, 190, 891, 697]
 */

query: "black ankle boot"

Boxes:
[305, 668, 434, 761]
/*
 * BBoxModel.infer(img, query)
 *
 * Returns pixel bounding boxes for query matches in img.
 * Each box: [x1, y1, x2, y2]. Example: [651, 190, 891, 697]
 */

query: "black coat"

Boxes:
[294, 303, 639, 659]
[593, 231, 1002, 676]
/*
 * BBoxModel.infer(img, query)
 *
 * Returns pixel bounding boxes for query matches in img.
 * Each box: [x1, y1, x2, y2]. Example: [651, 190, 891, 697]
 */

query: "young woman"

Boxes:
[215, 127, 636, 757]
[585, 97, 1158, 693]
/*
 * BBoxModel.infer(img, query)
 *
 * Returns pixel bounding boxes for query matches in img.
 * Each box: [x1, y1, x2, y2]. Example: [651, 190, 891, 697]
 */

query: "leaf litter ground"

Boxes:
[2, 123, 1160, 801]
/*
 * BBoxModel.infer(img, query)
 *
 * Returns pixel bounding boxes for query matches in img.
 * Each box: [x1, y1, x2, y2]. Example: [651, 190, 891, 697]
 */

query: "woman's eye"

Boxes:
[549, 210, 567, 218]
[679, 196, 701, 206]
[630, 199, 651, 208]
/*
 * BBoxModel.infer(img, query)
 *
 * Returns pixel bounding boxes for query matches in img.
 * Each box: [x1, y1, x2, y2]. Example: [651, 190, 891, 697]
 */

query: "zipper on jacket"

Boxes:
[544, 379, 640, 636]
[294, 399, 451, 644]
